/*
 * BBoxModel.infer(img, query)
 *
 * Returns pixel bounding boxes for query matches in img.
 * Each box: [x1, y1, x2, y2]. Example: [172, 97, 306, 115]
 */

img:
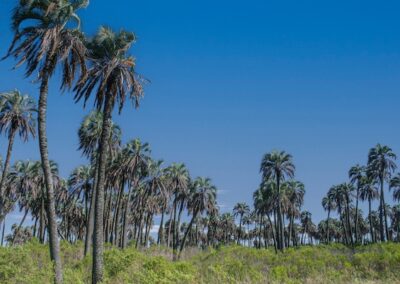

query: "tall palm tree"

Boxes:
[260, 150, 295, 250]
[6, 1, 88, 281]
[367, 144, 397, 242]
[233, 202, 250, 245]
[349, 164, 365, 243]
[322, 193, 336, 243]
[74, 27, 144, 283]
[164, 163, 190, 258]
[360, 174, 379, 243]
[0, 90, 36, 221]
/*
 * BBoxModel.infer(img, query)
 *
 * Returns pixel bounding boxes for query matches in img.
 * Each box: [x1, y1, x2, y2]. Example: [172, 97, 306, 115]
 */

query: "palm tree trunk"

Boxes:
[38, 77, 62, 284]
[112, 179, 124, 245]
[157, 206, 165, 245]
[92, 94, 114, 284]
[11, 209, 28, 245]
[0, 128, 16, 196]
[355, 185, 360, 243]
[276, 176, 284, 250]
[238, 214, 242, 245]
[378, 176, 386, 242]
[1, 218, 5, 246]
[178, 211, 198, 258]
[326, 209, 331, 243]
[84, 164, 98, 256]
[368, 197, 374, 243]
[122, 182, 135, 249]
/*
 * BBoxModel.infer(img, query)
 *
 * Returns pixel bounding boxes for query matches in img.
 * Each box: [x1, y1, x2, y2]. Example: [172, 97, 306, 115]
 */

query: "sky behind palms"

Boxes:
[1, 0, 400, 231]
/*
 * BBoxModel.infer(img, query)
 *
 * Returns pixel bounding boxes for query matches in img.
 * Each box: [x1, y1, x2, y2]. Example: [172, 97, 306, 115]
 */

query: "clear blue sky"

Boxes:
[0, 0, 400, 231]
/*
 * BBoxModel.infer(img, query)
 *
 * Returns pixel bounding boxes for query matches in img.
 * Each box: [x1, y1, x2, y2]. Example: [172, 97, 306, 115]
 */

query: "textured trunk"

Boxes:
[174, 200, 184, 253]
[238, 214, 242, 245]
[379, 175, 386, 242]
[122, 182, 135, 249]
[157, 206, 165, 245]
[368, 197, 374, 243]
[111, 179, 124, 246]
[38, 77, 63, 284]
[84, 163, 98, 256]
[0, 129, 16, 196]
[1, 218, 5, 246]
[92, 94, 114, 284]
[326, 209, 331, 243]
[39, 197, 45, 243]
[354, 184, 360, 243]
[276, 175, 284, 250]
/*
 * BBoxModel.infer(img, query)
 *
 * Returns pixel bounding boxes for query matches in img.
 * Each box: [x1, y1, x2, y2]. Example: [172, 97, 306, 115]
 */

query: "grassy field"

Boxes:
[1, 241, 400, 283]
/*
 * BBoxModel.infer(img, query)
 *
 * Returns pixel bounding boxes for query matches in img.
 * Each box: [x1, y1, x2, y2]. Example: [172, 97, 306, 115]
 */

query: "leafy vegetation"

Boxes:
[1, 241, 400, 283]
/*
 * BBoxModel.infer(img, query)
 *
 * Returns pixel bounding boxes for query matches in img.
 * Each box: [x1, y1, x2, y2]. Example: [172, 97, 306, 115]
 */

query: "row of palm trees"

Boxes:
[321, 144, 399, 244]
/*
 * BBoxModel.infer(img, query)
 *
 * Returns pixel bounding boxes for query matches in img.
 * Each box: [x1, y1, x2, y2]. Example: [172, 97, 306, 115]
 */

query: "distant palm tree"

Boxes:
[165, 163, 190, 258]
[367, 144, 397, 241]
[349, 164, 365, 243]
[0, 90, 36, 220]
[233, 202, 250, 244]
[6, 1, 88, 281]
[261, 150, 295, 250]
[179, 177, 217, 257]
[322, 192, 336, 243]
[360, 174, 379, 243]
[74, 26, 144, 282]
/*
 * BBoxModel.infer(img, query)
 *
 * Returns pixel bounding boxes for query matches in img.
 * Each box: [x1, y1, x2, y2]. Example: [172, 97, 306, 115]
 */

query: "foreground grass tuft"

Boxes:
[1, 240, 400, 283]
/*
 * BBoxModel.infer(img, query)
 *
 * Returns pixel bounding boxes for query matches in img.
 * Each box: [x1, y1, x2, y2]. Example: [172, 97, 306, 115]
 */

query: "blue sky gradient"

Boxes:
[0, 0, 399, 233]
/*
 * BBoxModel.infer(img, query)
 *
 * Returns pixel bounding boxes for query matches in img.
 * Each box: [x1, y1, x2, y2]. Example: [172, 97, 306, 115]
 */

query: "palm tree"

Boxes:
[178, 177, 217, 257]
[0, 90, 36, 221]
[367, 144, 397, 241]
[260, 150, 295, 250]
[322, 193, 336, 243]
[349, 164, 365, 243]
[6, 1, 88, 281]
[233, 202, 250, 245]
[164, 163, 190, 258]
[360, 174, 379, 242]
[74, 26, 144, 283]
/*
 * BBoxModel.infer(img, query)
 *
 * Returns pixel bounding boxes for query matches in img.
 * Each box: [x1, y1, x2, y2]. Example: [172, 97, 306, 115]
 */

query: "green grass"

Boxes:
[1, 240, 400, 283]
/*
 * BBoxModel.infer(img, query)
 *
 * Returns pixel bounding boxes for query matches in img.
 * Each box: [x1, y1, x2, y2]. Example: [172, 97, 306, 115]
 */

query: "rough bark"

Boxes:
[92, 95, 114, 284]
[38, 77, 63, 284]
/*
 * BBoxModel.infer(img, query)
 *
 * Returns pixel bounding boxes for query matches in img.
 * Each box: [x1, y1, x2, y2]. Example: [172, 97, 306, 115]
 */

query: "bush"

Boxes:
[1, 240, 400, 283]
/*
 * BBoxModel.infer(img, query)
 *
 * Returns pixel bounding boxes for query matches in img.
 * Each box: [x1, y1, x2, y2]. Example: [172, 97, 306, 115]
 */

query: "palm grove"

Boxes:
[0, 1, 399, 284]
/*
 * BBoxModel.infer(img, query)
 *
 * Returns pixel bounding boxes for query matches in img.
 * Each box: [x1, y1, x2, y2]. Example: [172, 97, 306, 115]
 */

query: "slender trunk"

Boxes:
[379, 176, 386, 242]
[0, 129, 16, 197]
[112, 179, 124, 245]
[326, 209, 331, 243]
[174, 200, 184, 252]
[122, 182, 135, 249]
[238, 214, 242, 245]
[276, 175, 284, 250]
[40, 197, 45, 243]
[84, 164, 98, 256]
[345, 195, 353, 246]
[38, 77, 62, 283]
[92, 94, 114, 284]
[11, 209, 28, 245]
[1, 218, 5, 246]
[178, 211, 198, 258]
[368, 197, 374, 243]
[167, 208, 173, 248]
[266, 213, 277, 253]
[157, 207, 165, 245]
[355, 184, 360, 243]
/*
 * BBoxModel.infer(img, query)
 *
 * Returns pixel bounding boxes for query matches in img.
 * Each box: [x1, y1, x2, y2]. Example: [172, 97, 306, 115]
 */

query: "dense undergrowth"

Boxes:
[1, 240, 400, 283]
